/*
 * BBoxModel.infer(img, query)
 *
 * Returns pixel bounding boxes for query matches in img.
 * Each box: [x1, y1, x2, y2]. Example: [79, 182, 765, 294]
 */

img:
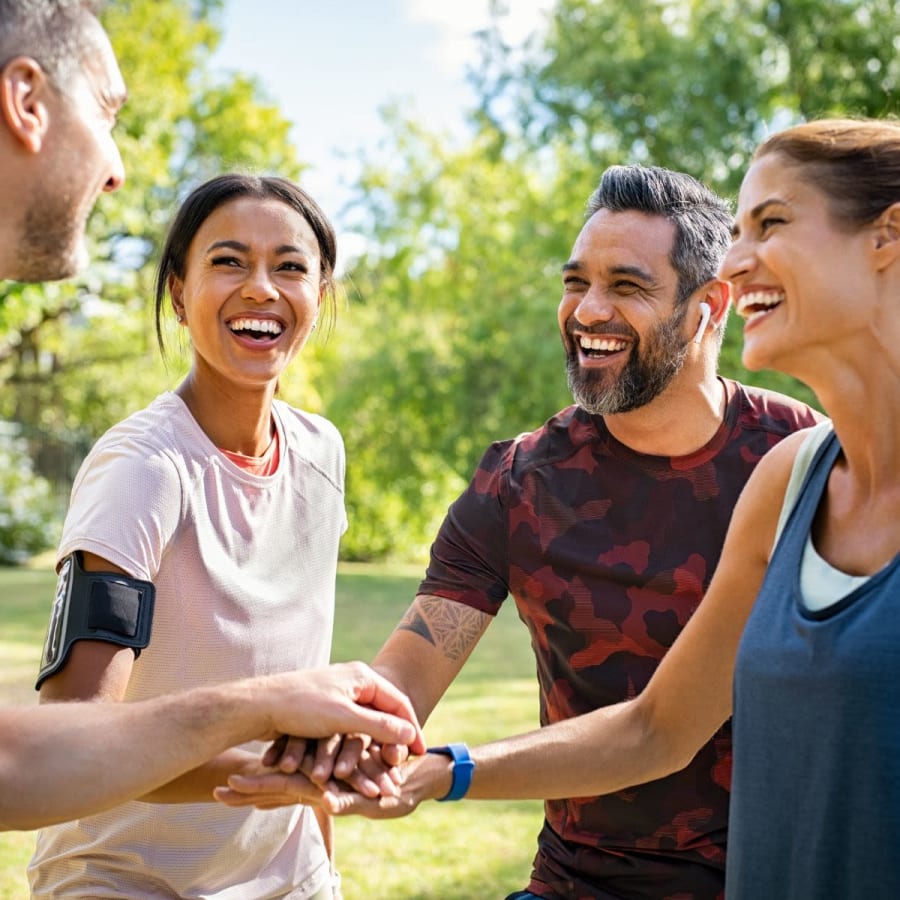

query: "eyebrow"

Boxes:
[750, 198, 788, 219]
[206, 240, 310, 256]
[731, 197, 788, 238]
[562, 260, 655, 283]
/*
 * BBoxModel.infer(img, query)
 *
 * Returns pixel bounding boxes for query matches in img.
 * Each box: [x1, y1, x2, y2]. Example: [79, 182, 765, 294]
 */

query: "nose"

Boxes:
[242, 265, 279, 303]
[719, 234, 755, 283]
[558, 285, 614, 339]
[102, 138, 125, 193]
[571, 286, 616, 328]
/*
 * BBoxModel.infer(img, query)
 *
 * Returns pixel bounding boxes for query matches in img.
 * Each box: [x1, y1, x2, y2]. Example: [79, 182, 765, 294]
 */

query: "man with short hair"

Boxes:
[237, 165, 821, 898]
[0, 0, 423, 832]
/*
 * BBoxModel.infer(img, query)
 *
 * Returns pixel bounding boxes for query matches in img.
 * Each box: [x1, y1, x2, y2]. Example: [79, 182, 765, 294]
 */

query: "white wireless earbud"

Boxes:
[693, 301, 711, 344]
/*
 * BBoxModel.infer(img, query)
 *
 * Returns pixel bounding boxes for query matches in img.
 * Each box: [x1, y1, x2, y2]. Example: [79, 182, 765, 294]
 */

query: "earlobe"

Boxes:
[0, 57, 51, 154]
[168, 276, 185, 323]
[873, 202, 900, 270]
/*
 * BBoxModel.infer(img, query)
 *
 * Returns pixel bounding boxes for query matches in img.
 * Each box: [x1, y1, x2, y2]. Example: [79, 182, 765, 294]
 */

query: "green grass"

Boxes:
[0, 563, 544, 899]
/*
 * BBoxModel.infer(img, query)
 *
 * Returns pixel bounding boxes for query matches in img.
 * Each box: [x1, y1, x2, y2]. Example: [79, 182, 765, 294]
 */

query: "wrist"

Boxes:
[426, 743, 474, 801]
[234, 675, 277, 741]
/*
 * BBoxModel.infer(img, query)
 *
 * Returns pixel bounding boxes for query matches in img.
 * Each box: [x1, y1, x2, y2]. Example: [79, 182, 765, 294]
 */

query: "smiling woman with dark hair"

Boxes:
[30, 173, 354, 900]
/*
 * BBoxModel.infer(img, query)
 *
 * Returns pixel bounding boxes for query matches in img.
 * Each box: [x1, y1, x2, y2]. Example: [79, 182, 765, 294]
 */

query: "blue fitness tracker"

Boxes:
[426, 742, 475, 802]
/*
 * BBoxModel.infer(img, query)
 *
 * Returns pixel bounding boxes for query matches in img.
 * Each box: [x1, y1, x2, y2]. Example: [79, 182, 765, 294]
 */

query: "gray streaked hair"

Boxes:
[586, 164, 732, 304]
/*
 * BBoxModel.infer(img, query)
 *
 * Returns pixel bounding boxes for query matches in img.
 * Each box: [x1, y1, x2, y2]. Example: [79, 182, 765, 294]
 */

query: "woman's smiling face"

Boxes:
[721, 152, 873, 376]
[170, 195, 323, 392]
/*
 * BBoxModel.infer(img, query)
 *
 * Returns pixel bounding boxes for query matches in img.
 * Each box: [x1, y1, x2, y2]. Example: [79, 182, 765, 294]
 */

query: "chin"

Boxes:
[741, 342, 775, 373]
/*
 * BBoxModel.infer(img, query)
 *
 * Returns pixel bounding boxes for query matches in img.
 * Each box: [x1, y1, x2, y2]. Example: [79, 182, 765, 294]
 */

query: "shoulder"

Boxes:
[460, 406, 594, 496]
[770, 419, 835, 484]
[77, 395, 184, 484]
[729, 380, 825, 436]
[718, 427, 816, 571]
[275, 401, 343, 446]
[741, 426, 820, 509]
[504, 405, 597, 474]
[274, 401, 345, 485]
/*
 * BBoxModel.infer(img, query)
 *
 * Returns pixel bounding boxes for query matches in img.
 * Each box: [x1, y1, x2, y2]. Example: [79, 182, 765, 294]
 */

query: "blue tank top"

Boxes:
[728, 431, 900, 899]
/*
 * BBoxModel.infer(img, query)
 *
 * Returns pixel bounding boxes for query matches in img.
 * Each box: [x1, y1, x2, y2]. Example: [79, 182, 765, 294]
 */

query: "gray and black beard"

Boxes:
[566, 305, 690, 416]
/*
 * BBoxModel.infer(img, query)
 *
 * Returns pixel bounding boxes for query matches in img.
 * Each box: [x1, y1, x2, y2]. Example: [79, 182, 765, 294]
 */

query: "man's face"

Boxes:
[16, 16, 126, 282]
[558, 209, 691, 416]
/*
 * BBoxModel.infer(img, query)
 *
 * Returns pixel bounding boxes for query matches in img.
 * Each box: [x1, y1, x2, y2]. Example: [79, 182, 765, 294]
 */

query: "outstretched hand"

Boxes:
[256, 662, 425, 753]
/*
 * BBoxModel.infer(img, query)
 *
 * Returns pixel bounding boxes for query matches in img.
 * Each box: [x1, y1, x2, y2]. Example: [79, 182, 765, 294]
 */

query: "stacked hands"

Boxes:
[215, 663, 450, 820]
[214, 731, 447, 820]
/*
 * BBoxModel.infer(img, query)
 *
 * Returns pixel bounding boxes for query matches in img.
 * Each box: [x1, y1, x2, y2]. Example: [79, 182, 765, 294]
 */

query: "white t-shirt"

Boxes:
[29, 392, 347, 900]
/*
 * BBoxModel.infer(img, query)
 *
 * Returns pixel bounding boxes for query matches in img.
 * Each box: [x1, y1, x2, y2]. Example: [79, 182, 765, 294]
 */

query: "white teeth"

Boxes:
[579, 336, 627, 352]
[737, 291, 785, 320]
[229, 318, 284, 335]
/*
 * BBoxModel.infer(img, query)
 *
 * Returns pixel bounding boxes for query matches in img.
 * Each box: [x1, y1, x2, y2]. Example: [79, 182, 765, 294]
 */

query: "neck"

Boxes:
[602, 370, 727, 457]
[804, 358, 900, 494]
[176, 374, 276, 457]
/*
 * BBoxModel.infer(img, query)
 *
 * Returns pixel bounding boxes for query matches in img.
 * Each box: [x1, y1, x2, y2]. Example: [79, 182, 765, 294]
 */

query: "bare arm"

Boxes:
[374, 593, 493, 722]
[303, 436, 804, 817]
[38, 552, 260, 803]
[0, 661, 423, 831]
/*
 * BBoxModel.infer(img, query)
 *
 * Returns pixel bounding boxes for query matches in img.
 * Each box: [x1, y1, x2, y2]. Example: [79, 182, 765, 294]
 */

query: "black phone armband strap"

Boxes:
[36, 552, 155, 689]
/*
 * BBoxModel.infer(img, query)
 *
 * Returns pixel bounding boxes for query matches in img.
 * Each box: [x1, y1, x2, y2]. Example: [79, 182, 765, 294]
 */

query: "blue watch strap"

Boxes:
[426, 742, 474, 801]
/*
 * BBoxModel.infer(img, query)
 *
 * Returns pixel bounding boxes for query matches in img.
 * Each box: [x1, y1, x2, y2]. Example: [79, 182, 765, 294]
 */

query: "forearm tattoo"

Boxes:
[398, 594, 487, 662]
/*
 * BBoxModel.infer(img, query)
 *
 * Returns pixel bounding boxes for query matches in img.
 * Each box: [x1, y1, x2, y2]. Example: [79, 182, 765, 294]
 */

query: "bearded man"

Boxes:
[338, 165, 821, 900]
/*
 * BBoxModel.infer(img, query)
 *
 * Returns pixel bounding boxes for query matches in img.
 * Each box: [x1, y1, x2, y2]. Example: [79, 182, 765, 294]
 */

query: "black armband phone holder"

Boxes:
[36, 552, 155, 689]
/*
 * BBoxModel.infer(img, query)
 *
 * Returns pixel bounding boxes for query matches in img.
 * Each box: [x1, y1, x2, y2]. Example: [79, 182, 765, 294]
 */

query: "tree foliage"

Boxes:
[321, 113, 593, 558]
[476, 0, 900, 194]
[326, 0, 896, 558]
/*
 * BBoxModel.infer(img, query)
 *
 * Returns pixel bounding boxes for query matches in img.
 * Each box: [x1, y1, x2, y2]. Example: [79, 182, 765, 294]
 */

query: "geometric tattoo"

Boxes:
[397, 594, 489, 662]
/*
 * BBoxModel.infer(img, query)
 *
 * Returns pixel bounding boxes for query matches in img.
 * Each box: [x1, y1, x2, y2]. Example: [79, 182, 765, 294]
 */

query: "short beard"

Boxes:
[566, 305, 690, 416]
[15, 186, 85, 282]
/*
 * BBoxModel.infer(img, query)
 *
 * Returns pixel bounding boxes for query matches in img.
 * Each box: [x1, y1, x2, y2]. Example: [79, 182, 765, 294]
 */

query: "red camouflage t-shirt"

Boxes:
[420, 379, 821, 900]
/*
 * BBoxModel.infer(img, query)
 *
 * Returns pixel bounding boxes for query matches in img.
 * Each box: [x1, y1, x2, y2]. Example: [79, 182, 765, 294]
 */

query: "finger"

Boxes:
[332, 734, 368, 780]
[355, 746, 401, 797]
[262, 734, 289, 768]
[276, 736, 310, 774]
[349, 670, 426, 753]
[213, 787, 299, 808]
[225, 771, 321, 804]
[341, 766, 382, 799]
[379, 742, 410, 768]
[309, 733, 343, 784]
[322, 787, 411, 820]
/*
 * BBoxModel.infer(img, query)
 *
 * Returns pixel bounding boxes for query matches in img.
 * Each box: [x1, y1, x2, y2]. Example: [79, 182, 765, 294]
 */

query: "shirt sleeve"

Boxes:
[57, 436, 182, 582]
[418, 439, 514, 614]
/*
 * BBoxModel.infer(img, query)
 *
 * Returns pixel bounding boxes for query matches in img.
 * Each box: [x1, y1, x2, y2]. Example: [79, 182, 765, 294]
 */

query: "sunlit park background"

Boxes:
[1, 0, 898, 895]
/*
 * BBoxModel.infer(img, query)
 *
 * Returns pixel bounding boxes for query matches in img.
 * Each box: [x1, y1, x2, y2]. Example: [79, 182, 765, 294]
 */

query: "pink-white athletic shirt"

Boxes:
[29, 392, 347, 900]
